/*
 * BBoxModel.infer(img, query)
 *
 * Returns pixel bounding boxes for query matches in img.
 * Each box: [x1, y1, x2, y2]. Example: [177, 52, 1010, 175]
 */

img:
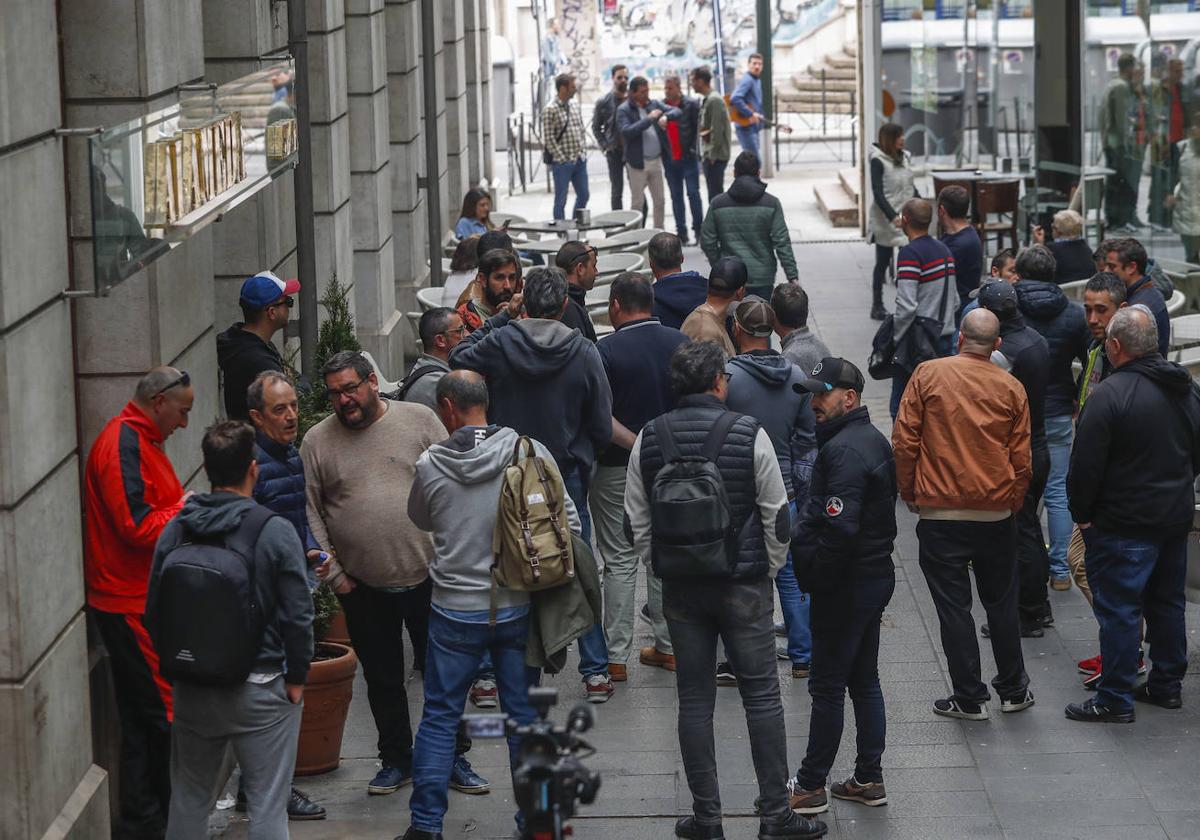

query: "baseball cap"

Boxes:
[972, 279, 1018, 319]
[709, 256, 748, 293]
[734, 296, 775, 337]
[795, 357, 865, 395]
[240, 270, 300, 308]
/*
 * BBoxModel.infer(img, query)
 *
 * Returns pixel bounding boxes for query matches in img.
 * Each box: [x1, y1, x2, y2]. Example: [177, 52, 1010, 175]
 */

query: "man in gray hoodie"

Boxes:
[403, 371, 581, 840]
[147, 420, 313, 839]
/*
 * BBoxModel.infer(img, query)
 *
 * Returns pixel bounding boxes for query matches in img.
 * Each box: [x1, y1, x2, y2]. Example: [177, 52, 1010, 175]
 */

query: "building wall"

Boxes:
[0, 1, 491, 835]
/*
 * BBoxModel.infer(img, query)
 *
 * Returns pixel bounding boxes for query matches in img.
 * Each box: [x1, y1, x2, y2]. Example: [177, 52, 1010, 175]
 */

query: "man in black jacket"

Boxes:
[1102, 237, 1170, 357]
[1013, 245, 1090, 591]
[787, 358, 897, 818]
[662, 74, 704, 244]
[1066, 306, 1200, 723]
[591, 64, 629, 211]
[217, 271, 299, 420]
[554, 241, 599, 342]
[977, 281, 1053, 637]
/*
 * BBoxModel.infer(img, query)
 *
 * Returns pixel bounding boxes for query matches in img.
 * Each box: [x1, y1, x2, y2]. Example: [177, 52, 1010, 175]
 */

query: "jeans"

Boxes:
[551, 158, 589, 221]
[628, 157, 666, 229]
[562, 467, 610, 678]
[337, 579, 432, 770]
[664, 576, 791, 827]
[776, 501, 811, 664]
[797, 575, 895, 790]
[593, 464, 671, 661]
[1016, 447, 1052, 624]
[890, 335, 954, 420]
[702, 158, 727, 201]
[410, 611, 538, 834]
[1082, 527, 1188, 712]
[604, 150, 625, 210]
[735, 125, 761, 158]
[663, 156, 704, 240]
[1044, 415, 1074, 580]
[916, 517, 1029, 704]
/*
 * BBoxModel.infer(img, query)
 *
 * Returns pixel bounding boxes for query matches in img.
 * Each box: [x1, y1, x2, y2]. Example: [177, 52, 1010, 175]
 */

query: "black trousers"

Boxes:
[605, 150, 625, 211]
[916, 517, 1029, 704]
[872, 245, 893, 307]
[702, 158, 727, 203]
[94, 609, 173, 840]
[1016, 447, 1052, 625]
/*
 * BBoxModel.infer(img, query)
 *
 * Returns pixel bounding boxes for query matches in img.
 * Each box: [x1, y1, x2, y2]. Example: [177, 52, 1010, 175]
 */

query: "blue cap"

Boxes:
[239, 270, 300, 308]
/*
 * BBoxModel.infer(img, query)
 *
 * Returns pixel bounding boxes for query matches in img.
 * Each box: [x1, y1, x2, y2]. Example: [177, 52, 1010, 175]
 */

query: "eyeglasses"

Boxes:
[328, 377, 368, 398]
[271, 295, 294, 309]
[441, 325, 467, 337]
[154, 371, 190, 397]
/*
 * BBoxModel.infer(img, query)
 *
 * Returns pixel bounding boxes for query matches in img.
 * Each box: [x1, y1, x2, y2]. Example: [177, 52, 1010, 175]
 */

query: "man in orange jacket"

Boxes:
[85, 366, 193, 839]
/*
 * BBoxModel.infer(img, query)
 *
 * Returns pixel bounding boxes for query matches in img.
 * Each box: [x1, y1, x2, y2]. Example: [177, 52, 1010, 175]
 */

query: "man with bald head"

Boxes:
[1066, 306, 1200, 723]
[893, 308, 1034, 722]
[84, 365, 194, 837]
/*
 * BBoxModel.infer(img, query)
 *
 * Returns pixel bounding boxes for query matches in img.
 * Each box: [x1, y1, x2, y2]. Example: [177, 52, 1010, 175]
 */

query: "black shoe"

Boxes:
[716, 661, 737, 686]
[758, 811, 828, 839]
[1134, 684, 1182, 710]
[981, 622, 1043, 639]
[869, 303, 888, 321]
[288, 787, 326, 820]
[397, 828, 442, 840]
[1064, 697, 1135, 723]
[933, 697, 989, 721]
[676, 816, 726, 839]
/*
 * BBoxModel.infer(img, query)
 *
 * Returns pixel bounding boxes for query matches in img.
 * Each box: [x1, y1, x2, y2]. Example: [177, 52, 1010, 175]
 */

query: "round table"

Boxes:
[505, 218, 628, 237]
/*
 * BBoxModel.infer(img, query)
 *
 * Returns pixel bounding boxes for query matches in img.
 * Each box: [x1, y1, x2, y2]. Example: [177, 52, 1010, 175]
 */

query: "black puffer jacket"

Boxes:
[792, 406, 897, 592]
[1015, 280, 1090, 418]
[1068, 356, 1200, 539]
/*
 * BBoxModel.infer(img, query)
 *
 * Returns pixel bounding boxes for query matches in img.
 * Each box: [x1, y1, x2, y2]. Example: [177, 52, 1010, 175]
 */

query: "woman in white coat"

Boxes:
[867, 123, 916, 321]
[1171, 121, 1200, 263]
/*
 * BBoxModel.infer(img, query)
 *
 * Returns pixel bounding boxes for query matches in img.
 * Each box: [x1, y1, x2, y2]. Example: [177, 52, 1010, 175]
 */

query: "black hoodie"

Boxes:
[1068, 356, 1200, 538]
[1015, 280, 1090, 417]
[216, 323, 284, 420]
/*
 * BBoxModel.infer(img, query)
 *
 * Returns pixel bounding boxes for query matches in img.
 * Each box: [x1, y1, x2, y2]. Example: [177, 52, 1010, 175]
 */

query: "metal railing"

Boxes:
[772, 71, 858, 169]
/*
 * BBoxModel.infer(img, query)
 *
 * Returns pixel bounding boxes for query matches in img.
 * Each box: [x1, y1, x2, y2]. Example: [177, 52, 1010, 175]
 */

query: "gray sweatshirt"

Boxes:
[408, 425, 581, 613]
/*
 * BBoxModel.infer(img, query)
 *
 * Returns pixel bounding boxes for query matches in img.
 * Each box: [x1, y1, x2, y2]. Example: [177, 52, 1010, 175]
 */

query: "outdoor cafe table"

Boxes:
[505, 218, 627, 237]
[1170, 314, 1200, 360]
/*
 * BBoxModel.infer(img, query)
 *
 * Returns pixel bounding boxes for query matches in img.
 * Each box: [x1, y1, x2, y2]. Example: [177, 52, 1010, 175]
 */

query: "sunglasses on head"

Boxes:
[155, 371, 190, 397]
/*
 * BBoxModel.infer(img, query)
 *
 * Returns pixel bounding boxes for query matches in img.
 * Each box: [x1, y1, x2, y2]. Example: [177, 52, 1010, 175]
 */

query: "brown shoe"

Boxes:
[1051, 577, 1071, 591]
[609, 663, 628, 682]
[787, 783, 829, 815]
[639, 646, 676, 671]
[830, 775, 887, 807]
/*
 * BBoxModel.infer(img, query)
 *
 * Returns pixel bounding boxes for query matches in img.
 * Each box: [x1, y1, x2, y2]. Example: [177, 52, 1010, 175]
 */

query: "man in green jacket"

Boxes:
[701, 151, 798, 300]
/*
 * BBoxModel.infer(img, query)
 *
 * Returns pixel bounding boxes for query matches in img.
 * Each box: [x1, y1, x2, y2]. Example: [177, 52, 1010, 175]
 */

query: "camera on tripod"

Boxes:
[463, 686, 601, 839]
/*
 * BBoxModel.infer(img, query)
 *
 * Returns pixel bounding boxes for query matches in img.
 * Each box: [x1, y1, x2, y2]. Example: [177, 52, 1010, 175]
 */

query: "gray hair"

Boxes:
[1106, 304, 1158, 358]
[522, 266, 568, 319]
[1016, 244, 1056, 283]
[134, 366, 186, 403]
[435, 370, 489, 411]
[647, 232, 684, 272]
[1052, 209, 1083, 239]
[246, 370, 295, 415]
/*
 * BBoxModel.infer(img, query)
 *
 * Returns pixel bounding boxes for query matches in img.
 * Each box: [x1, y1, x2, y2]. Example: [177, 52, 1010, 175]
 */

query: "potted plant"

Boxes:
[292, 276, 361, 775]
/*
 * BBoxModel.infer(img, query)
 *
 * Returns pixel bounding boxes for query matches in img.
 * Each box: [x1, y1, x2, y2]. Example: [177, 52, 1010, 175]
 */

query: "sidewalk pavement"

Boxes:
[220, 228, 1200, 839]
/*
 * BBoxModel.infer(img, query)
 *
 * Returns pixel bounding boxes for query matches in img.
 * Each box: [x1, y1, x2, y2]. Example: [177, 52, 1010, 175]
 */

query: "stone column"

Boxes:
[463, 0, 495, 188]
[347, 0, 404, 375]
[443, 0, 471, 203]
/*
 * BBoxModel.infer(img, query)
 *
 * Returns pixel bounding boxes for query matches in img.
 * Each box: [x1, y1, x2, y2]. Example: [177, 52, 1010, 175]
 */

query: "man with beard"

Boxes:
[592, 63, 630, 211]
[302, 352, 489, 796]
[457, 249, 522, 333]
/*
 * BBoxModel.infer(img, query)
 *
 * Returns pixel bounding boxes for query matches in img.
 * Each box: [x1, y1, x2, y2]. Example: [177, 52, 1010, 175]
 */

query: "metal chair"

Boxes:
[603, 228, 664, 256]
[416, 286, 455, 311]
[1059, 279, 1088, 303]
[360, 349, 402, 393]
[591, 209, 643, 233]
[1167, 288, 1186, 317]
[975, 180, 1021, 251]
[595, 252, 644, 281]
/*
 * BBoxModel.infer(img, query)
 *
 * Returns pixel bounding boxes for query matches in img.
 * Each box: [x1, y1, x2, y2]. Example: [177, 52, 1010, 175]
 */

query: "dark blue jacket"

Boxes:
[617, 98, 681, 169]
[252, 429, 318, 554]
[1015, 280, 1091, 418]
[1126, 274, 1171, 358]
[652, 270, 709, 329]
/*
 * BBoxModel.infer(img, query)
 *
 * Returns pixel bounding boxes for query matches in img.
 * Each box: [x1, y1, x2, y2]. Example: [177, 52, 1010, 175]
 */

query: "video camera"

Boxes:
[464, 686, 601, 840]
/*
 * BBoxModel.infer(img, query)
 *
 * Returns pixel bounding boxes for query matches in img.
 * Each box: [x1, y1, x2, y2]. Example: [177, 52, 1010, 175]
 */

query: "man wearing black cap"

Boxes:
[787, 359, 897, 817]
[217, 270, 301, 421]
[976, 280, 1054, 639]
[680, 256, 748, 358]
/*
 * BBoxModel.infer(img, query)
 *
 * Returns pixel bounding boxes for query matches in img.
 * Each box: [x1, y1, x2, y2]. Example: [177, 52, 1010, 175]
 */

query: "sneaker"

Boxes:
[792, 661, 812, 679]
[932, 697, 989, 721]
[675, 816, 726, 839]
[1064, 697, 1135, 723]
[716, 661, 738, 686]
[776, 640, 791, 661]
[829, 774, 887, 807]
[758, 811, 828, 839]
[368, 765, 411, 795]
[981, 622, 1043, 639]
[1082, 654, 1147, 690]
[469, 678, 498, 709]
[585, 674, 615, 703]
[1000, 689, 1035, 713]
[786, 779, 828, 814]
[774, 621, 788, 637]
[449, 754, 490, 794]
[1077, 653, 1102, 675]
[1051, 577, 1071, 591]
[1134, 684, 1182, 710]
[640, 646, 677, 671]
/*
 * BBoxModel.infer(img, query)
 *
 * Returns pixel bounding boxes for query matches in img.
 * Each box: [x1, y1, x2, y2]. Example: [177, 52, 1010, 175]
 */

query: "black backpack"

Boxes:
[385, 363, 443, 402]
[146, 506, 275, 686]
[649, 412, 741, 579]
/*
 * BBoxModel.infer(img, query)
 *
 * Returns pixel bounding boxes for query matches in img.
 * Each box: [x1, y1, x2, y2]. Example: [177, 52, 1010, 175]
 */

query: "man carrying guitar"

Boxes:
[730, 53, 766, 158]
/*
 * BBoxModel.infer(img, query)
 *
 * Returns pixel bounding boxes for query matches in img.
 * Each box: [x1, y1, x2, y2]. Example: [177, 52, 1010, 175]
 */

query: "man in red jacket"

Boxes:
[85, 366, 193, 839]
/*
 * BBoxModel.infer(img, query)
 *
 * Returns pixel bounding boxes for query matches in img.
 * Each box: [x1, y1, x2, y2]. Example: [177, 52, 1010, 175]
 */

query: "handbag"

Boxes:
[867, 315, 897, 380]
[893, 271, 951, 374]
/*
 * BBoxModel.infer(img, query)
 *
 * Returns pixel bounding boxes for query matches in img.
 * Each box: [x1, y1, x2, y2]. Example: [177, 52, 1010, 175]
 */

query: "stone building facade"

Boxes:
[0, 0, 493, 835]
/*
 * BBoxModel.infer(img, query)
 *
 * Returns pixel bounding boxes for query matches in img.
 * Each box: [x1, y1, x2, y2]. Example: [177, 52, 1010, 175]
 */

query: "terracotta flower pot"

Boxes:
[295, 641, 357, 776]
[324, 609, 352, 646]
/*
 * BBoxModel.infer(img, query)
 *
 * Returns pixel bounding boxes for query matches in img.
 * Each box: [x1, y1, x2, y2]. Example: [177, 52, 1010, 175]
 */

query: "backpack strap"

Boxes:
[656, 416, 682, 463]
[700, 411, 741, 464]
[394, 364, 443, 401]
[223, 506, 277, 608]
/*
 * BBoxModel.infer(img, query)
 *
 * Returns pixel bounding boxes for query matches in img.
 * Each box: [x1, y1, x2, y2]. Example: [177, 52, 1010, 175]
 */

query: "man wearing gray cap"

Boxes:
[787, 358, 897, 816]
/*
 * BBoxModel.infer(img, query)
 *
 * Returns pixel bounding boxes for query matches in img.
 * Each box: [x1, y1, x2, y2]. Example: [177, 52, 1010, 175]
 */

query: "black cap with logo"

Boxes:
[794, 357, 865, 395]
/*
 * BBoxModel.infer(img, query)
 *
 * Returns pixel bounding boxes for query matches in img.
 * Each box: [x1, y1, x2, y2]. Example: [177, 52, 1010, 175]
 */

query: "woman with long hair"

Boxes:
[454, 187, 493, 239]
[443, 235, 480, 302]
[866, 123, 915, 321]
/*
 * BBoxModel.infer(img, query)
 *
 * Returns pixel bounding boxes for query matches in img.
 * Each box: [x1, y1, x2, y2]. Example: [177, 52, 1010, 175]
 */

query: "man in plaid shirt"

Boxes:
[543, 73, 590, 221]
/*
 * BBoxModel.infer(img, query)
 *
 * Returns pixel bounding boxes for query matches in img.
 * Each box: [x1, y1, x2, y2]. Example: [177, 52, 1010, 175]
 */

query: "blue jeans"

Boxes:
[1044, 415, 1073, 580]
[562, 467, 610, 678]
[1082, 527, 1188, 712]
[735, 125, 761, 158]
[798, 574, 895, 789]
[776, 501, 811, 665]
[410, 611, 537, 833]
[551, 159, 589, 221]
[663, 156, 704, 239]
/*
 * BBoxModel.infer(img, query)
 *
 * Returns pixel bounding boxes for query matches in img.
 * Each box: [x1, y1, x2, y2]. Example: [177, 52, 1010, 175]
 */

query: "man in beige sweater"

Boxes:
[681, 256, 747, 359]
[302, 350, 488, 797]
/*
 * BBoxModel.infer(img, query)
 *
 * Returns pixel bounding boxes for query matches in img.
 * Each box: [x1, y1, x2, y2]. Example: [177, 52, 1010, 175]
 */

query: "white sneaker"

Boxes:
[469, 678, 498, 709]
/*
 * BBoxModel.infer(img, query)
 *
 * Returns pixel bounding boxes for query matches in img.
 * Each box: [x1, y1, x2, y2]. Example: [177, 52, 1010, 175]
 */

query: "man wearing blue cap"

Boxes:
[217, 270, 301, 421]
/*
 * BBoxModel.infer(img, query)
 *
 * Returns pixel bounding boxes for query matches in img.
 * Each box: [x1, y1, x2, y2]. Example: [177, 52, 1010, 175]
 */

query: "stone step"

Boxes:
[839, 167, 861, 203]
[780, 88, 855, 104]
[791, 77, 856, 93]
[814, 181, 859, 227]
[775, 96, 856, 115]
[806, 64, 856, 81]
[826, 52, 857, 69]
